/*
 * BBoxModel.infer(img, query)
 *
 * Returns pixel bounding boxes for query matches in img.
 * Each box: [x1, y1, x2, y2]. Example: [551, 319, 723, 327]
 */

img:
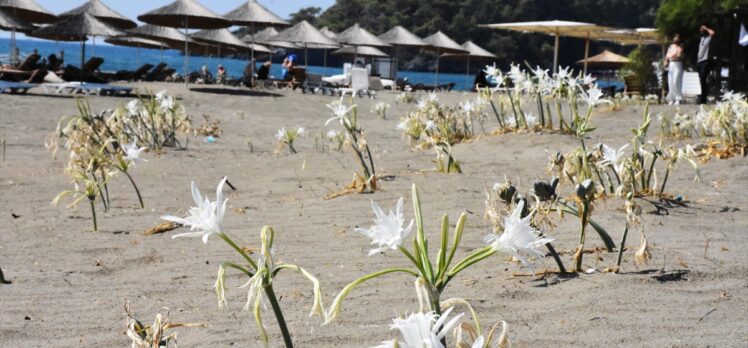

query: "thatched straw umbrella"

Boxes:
[0, 0, 57, 64]
[60, 0, 137, 56]
[105, 36, 170, 65]
[29, 13, 126, 81]
[268, 20, 340, 67]
[335, 23, 390, 62]
[138, 0, 230, 87]
[442, 40, 496, 87]
[422, 31, 468, 85]
[224, 0, 287, 64]
[378, 26, 428, 80]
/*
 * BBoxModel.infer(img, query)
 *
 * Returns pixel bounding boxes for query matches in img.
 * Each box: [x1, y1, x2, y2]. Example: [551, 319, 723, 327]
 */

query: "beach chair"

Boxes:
[623, 75, 643, 96]
[412, 82, 455, 92]
[274, 68, 306, 90]
[156, 68, 176, 82]
[0, 81, 35, 94]
[368, 76, 384, 91]
[114, 64, 153, 81]
[303, 72, 328, 94]
[14, 53, 40, 71]
[337, 68, 373, 98]
[682, 72, 702, 101]
[144, 63, 167, 82]
[61, 57, 106, 82]
[43, 82, 133, 96]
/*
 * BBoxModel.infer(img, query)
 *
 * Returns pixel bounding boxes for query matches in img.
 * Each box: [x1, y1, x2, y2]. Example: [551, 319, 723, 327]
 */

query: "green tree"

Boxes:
[289, 6, 323, 25]
[656, 0, 748, 64]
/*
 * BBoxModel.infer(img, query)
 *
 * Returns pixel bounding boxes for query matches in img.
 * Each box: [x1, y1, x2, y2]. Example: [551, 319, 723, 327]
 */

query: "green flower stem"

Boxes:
[574, 201, 590, 272]
[264, 283, 294, 348]
[557, 201, 615, 251]
[436, 215, 449, 275]
[659, 164, 672, 195]
[222, 262, 254, 278]
[507, 93, 520, 129]
[412, 187, 435, 282]
[615, 221, 629, 273]
[645, 153, 659, 190]
[398, 246, 427, 277]
[89, 197, 98, 232]
[288, 142, 297, 154]
[219, 233, 258, 270]
[608, 164, 622, 186]
[544, 241, 567, 274]
[122, 170, 144, 208]
[441, 214, 466, 280]
[446, 246, 495, 281]
[489, 99, 505, 128]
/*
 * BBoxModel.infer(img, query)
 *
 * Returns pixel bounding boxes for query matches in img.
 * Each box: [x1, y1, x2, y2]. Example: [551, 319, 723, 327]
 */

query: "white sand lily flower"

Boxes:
[525, 112, 537, 127]
[582, 86, 610, 106]
[296, 127, 306, 136]
[356, 197, 414, 255]
[326, 100, 356, 127]
[484, 200, 552, 269]
[275, 127, 287, 140]
[376, 307, 464, 348]
[161, 96, 175, 110]
[428, 92, 438, 102]
[155, 90, 167, 101]
[425, 120, 437, 132]
[484, 63, 500, 78]
[126, 99, 140, 115]
[582, 74, 596, 85]
[601, 144, 629, 173]
[122, 142, 147, 165]
[327, 129, 340, 139]
[162, 178, 228, 243]
[417, 99, 429, 110]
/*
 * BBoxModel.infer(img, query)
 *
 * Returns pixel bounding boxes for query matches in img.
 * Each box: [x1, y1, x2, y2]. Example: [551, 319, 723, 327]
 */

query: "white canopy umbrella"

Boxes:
[481, 20, 612, 75]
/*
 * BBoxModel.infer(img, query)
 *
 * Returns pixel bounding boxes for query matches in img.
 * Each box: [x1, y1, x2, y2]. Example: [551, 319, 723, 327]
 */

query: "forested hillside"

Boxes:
[290, 0, 662, 72]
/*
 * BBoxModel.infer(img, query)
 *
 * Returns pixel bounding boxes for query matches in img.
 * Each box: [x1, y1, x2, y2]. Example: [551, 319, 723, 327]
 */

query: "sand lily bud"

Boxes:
[356, 197, 414, 255]
[162, 177, 228, 243]
[495, 182, 517, 204]
[532, 177, 559, 201]
[484, 200, 553, 270]
[575, 179, 595, 201]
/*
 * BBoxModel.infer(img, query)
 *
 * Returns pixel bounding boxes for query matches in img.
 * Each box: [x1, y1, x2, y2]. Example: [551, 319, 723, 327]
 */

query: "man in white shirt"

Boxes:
[697, 24, 715, 104]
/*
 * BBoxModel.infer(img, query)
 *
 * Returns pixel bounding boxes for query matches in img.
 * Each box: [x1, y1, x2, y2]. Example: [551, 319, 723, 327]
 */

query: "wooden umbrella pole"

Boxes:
[80, 40, 86, 82]
[553, 32, 560, 75]
[465, 55, 471, 90]
[583, 37, 590, 76]
[435, 48, 440, 85]
[184, 17, 189, 89]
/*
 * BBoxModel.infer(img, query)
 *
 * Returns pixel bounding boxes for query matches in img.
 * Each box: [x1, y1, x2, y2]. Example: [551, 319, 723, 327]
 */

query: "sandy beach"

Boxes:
[0, 83, 746, 347]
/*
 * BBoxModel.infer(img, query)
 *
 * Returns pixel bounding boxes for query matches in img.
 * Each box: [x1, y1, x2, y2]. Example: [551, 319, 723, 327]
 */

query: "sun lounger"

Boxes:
[274, 68, 306, 90]
[61, 57, 107, 83]
[156, 68, 176, 82]
[337, 68, 375, 98]
[43, 82, 133, 96]
[144, 63, 167, 82]
[303, 72, 329, 94]
[411, 82, 455, 92]
[0, 81, 36, 94]
[14, 53, 40, 71]
[114, 64, 153, 81]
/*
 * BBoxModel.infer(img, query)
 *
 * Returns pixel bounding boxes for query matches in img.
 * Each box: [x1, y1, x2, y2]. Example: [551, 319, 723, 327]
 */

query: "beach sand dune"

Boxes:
[1, 83, 746, 347]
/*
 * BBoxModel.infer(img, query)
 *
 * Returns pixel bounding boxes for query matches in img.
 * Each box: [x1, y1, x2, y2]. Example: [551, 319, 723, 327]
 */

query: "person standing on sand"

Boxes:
[697, 24, 716, 104]
[665, 34, 684, 105]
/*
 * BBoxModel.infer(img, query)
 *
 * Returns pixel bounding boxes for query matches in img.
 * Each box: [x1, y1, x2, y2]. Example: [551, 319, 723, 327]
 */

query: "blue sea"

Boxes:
[1, 38, 482, 90]
[1, 38, 624, 91]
